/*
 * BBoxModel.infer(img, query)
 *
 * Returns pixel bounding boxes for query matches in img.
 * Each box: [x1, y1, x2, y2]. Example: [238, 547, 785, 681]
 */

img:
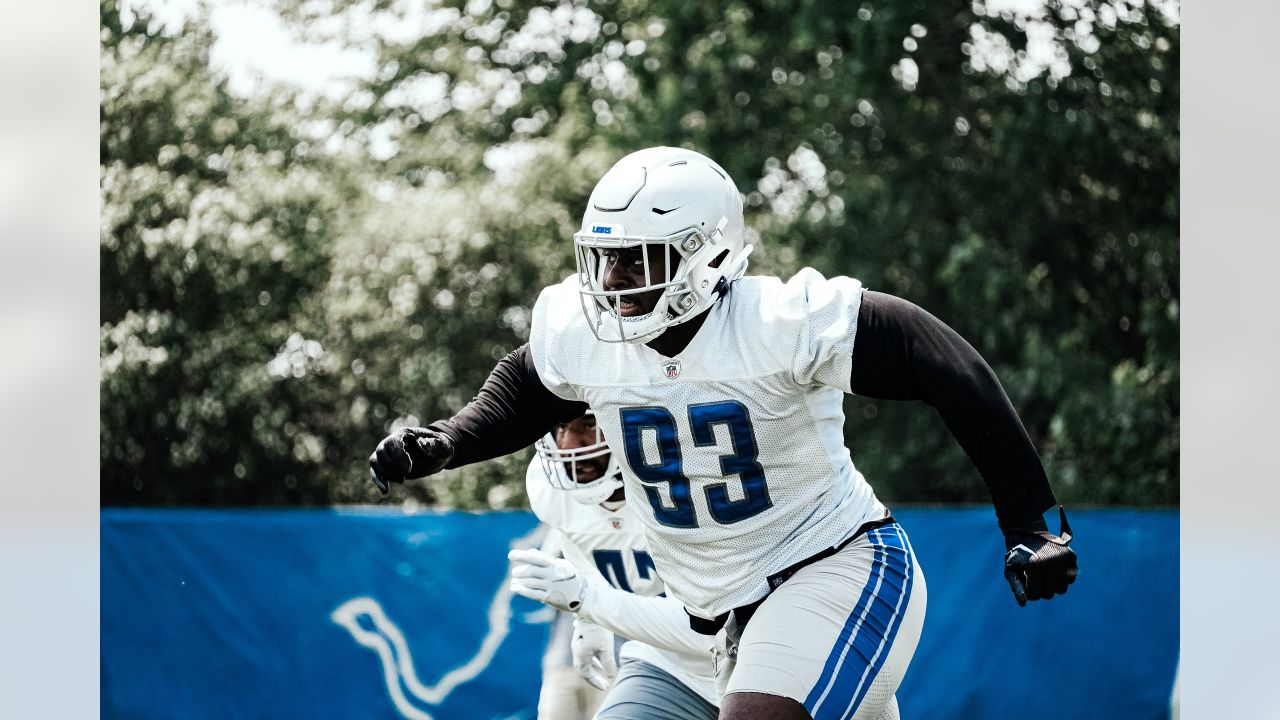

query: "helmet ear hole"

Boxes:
[709, 249, 730, 268]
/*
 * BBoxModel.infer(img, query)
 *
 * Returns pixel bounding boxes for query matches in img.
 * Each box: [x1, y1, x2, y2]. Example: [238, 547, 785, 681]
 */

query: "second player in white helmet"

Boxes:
[515, 409, 719, 720]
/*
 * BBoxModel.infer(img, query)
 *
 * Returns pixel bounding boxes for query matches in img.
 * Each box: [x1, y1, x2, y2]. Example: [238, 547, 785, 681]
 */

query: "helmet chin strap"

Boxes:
[712, 276, 730, 298]
[711, 244, 753, 299]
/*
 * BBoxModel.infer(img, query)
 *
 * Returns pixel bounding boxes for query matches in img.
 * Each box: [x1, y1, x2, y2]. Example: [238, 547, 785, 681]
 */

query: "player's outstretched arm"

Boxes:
[576, 581, 716, 660]
[369, 344, 586, 494]
[508, 548, 714, 659]
[848, 290, 1078, 604]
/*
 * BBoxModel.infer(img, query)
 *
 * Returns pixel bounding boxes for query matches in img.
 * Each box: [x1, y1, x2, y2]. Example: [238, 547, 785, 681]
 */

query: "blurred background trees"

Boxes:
[101, 0, 1179, 509]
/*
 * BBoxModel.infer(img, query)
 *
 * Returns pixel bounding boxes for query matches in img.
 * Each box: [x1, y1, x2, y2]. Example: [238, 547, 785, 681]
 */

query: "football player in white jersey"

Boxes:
[513, 411, 719, 720]
[370, 147, 1079, 720]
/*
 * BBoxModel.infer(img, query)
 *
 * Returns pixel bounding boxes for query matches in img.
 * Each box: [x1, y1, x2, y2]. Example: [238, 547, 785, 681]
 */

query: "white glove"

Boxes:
[508, 548, 592, 613]
[570, 618, 618, 691]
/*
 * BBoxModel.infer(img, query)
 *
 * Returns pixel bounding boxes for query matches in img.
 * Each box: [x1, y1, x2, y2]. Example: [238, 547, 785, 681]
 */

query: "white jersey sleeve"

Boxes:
[578, 584, 714, 660]
[526, 457, 565, 528]
[529, 277, 588, 402]
[539, 526, 566, 558]
[778, 268, 864, 392]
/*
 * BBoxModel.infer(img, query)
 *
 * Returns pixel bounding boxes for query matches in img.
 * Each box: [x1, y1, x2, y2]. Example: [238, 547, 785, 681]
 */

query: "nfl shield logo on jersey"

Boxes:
[662, 360, 681, 379]
[609, 517, 623, 530]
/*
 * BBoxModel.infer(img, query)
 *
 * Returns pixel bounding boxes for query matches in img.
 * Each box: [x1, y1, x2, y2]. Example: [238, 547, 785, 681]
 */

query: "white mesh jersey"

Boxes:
[529, 268, 888, 618]
[526, 459, 664, 598]
[525, 460, 718, 705]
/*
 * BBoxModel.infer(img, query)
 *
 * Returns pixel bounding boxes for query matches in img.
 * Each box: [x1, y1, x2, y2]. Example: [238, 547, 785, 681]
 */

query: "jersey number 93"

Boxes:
[620, 401, 773, 528]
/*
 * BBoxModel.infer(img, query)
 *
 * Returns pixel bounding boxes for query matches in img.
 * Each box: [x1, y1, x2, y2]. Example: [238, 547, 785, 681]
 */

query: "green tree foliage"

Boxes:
[102, 0, 1178, 508]
[101, 1, 355, 504]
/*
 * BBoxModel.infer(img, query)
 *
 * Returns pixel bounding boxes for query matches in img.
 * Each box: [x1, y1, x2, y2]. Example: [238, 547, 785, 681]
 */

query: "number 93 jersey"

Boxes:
[530, 268, 889, 619]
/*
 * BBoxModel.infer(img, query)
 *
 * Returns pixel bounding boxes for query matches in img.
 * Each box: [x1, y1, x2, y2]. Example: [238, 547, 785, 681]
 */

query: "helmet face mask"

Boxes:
[574, 225, 722, 343]
[574, 148, 753, 344]
[535, 413, 623, 505]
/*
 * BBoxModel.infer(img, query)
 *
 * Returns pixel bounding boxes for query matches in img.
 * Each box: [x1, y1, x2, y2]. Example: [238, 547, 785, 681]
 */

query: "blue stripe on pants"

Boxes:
[838, 526, 915, 718]
[806, 525, 915, 720]
[803, 531, 888, 716]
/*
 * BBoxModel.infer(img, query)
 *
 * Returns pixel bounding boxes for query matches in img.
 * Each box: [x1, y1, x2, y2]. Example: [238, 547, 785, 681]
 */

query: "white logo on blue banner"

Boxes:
[331, 525, 549, 719]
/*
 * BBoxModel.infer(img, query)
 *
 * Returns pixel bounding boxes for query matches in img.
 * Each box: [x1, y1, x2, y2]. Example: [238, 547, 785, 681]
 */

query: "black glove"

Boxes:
[368, 426, 455, 495]
[1003, 506, 1079, 607]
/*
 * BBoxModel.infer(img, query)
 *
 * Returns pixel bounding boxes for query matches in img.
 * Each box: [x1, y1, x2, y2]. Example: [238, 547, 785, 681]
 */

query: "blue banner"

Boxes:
[102, 508, 1177, 719]
[895, 508, 1178, 720]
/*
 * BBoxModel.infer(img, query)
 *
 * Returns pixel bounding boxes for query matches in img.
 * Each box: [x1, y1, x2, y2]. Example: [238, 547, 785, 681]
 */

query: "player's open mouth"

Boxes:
[612, 291, 661, 318]
[616, 297, 643, 316]
[573, 462, 602, 482]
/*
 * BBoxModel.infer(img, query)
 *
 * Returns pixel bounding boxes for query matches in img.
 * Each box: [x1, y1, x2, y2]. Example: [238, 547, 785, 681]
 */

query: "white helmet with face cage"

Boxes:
[534, 411, 623, 505]
[574, 147, 753, 344]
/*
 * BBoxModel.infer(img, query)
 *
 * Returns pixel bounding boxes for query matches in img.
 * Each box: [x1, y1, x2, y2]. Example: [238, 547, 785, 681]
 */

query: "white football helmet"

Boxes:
[573, 146, 753, 344]
[535, 412, 623, 505]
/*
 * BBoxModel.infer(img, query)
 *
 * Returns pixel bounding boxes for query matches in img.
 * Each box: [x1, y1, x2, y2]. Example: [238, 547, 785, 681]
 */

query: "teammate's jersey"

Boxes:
[529, 268, 889, 618]
[525, 460, 718, 705]
[527, 460, 663, 598]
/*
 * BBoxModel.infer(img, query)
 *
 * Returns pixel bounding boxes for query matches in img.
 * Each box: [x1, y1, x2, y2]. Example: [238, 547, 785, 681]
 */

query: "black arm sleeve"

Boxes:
[849, 291, 1056, 532]
[429, 344, 587, 469]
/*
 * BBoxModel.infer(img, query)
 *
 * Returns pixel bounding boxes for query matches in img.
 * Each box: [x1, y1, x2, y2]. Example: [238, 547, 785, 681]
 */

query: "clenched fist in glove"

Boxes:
[369, 426, 455, 494]
[1003, 505, 1079, 606]
[508, 548, 596, 613]
[571, 618, 618, 691]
